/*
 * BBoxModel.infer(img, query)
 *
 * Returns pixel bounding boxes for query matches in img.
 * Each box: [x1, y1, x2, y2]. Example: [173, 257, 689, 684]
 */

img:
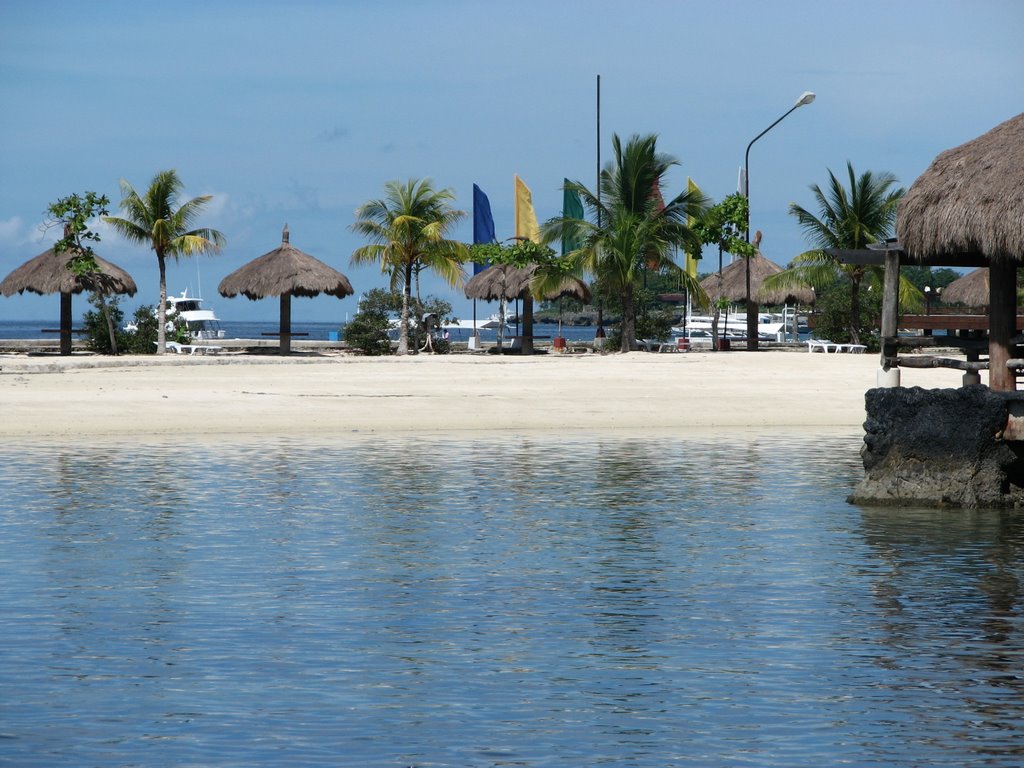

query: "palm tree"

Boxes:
[104, 170, 225, 354]
[350, 179, 468, 355]
[542, 133, 707, 352]
[763, 161, 912, 344]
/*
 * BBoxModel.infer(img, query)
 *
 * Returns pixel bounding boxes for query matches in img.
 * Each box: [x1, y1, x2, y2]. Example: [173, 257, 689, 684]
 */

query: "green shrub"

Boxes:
[81, 294, 127, 354]
[811, 278, 882, 351]
[343, 291, 394, 355]
[344, 288, 455, 355]
[124, 305, 160, 353]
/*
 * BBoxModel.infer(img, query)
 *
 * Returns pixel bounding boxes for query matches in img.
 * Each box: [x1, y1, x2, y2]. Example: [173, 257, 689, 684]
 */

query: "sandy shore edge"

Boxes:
[0, 350, 959, 439]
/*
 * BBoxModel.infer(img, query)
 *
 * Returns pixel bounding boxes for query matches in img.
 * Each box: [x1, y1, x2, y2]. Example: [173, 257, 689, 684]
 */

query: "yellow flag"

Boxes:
[514, 175, 541, 243]
[686, 177, 701, 277]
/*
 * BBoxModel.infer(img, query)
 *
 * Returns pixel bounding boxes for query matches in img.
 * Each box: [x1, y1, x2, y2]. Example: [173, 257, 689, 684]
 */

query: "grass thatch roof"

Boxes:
[0, 246, 137, 297]
[940, 267, 989, 308]
[898, 113, 1024, 262]
[464, 264, 533, 301]
[539, 274, 591, 303]
[465, 264, 592, 303]
[218, 225, 354, 300]
[699, 251, 812, 305]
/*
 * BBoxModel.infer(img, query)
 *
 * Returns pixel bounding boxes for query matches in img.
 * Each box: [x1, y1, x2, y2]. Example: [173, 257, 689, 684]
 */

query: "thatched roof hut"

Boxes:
[940, 268, 989, 308]
[465, 264, 591, 303]
[464, 264, 533, 301]
[896, 113, 1024, 390]
[1, 246, 137, 297]
[218, 225, 354, 353]
[1, 244, 137, 354]
[898, 113, 1024, 262]
[700, 251, 812, 305]
[538, 274, 591, 303]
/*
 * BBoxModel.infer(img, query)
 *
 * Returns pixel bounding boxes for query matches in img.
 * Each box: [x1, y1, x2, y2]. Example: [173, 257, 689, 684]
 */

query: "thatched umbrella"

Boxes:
[218, 225, 354, 354]
[0, 244, 137, 355]
[897, 112, 1024, 390]
[940, 268, 989, 308]
[535, 273, 591, 339]
[464, 264, 532, 301]
[700, 251, 810, 305]
[464, 264, 532, 350]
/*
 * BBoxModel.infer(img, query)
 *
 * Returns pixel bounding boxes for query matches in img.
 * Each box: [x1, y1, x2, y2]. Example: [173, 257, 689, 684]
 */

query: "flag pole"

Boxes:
[594, 74, 605, 345]
[596, 74, 601, 225]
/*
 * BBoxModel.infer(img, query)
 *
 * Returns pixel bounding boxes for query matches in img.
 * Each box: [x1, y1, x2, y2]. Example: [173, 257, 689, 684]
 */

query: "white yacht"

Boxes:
[673, 307, 806, 343]
[165, 290, 226, 339]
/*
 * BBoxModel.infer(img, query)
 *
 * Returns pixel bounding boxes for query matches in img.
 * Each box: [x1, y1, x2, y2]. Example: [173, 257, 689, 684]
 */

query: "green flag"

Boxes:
[562, 179, 584, 256]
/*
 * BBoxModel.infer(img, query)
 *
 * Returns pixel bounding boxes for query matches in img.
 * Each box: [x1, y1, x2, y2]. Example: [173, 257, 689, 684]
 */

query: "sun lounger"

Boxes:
[158, 341, 223, 355]
[838, 343, 867, 353]
[637, 339, 664, 352]
[806, 339, 839, 353]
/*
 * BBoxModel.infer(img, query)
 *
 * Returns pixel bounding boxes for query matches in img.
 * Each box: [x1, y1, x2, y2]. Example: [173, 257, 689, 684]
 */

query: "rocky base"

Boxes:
[850, 386, 1024, 508]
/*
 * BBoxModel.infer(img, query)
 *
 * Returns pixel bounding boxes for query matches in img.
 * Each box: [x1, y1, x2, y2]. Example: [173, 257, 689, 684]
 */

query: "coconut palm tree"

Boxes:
[350, 179, 468, 355]
[542, 133, 707, 352]
[104, 170, 225, 354]
[763, 161, 914, 344]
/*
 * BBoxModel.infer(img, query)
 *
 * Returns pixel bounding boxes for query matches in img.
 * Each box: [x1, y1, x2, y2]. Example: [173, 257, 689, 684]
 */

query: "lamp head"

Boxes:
[795, 91, 816, 107]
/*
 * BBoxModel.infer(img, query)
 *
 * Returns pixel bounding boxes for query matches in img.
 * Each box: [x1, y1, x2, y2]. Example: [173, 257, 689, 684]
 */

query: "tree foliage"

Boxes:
[691, 193, 755, 266]
[812, 277, 883, 350]
[350, 179, 467, 355]
[46, 191, 122, 353]
[104, 170, 224, 354]
[542, 133, 708, 352]
[763, 161, 909, 344]
[344, 288, 455, 355]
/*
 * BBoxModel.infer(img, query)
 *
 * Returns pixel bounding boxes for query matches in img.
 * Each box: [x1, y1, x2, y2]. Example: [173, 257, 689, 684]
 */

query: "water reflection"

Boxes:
[857, 508, 1024, 759]
[1, 433, 1022, 766]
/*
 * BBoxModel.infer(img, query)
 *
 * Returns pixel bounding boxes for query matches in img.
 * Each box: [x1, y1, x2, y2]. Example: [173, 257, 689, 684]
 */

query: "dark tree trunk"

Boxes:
[621, 286, 636, 352]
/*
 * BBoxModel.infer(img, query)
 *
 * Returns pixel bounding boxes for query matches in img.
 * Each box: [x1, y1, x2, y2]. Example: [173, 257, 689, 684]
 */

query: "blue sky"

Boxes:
[1, 0, 1021, 323]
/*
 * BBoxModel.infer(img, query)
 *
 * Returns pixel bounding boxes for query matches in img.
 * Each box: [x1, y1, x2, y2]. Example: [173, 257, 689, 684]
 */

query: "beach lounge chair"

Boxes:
[806, 338, 838, 353]
[838, 343, 867, 353]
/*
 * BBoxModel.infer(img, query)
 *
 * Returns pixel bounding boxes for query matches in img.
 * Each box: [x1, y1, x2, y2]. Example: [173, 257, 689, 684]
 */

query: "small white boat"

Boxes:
[673, 307, 806, 342]
[442, 313, 507, 333]
[165, 290, 226, 339]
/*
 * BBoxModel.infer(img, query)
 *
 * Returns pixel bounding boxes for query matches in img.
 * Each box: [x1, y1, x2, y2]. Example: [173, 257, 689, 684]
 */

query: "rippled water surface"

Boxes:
[2, 432, 1023, 767]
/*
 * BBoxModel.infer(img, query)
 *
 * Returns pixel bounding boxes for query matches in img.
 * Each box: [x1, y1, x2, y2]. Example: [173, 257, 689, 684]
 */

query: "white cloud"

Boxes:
[0, 216, 24, 246]
[0, 216, 60, 251]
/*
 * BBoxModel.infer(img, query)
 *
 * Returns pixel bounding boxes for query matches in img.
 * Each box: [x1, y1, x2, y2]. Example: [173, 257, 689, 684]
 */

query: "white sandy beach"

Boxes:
[0, 349, 960, 439]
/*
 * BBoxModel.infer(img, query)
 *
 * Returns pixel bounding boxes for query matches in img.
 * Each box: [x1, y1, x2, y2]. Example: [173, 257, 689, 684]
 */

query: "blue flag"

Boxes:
[473, 183, 496, 274]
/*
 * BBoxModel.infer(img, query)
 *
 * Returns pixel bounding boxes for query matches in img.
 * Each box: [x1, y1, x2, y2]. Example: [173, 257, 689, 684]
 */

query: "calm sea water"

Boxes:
[0, 319, 600, 343]
[2, 432, 1023, 767]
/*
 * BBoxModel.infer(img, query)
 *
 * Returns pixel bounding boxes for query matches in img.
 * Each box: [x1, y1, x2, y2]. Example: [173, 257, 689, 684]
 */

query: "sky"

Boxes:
[1, 0, 1022, 324]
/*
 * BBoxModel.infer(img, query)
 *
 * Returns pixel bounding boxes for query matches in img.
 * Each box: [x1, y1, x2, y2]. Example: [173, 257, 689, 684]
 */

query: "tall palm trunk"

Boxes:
[621, 287, 636, 352]
[156, 252, 168, 354]
[398, 262, 412, 355]
[849, 275, 862, 345]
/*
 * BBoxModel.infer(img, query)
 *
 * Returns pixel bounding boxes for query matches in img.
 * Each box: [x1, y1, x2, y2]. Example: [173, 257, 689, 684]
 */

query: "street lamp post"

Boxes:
[743, 91, 815, 350]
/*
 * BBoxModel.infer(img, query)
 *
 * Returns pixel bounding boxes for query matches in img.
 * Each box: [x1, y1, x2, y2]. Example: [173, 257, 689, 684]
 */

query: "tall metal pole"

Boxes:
[743, 92, 815, 350]
[595, 74, 605, 343]
[596, 74, 601, 224]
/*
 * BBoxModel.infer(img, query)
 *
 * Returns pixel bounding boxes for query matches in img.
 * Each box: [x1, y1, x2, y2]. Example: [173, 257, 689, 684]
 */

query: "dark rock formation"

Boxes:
[850, 386, 1024, 508]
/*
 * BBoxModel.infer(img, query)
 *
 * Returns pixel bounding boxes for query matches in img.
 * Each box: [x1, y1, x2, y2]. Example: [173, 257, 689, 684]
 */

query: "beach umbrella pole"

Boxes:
[60, 291, 73, 356]
[280, 292, 291, 355]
